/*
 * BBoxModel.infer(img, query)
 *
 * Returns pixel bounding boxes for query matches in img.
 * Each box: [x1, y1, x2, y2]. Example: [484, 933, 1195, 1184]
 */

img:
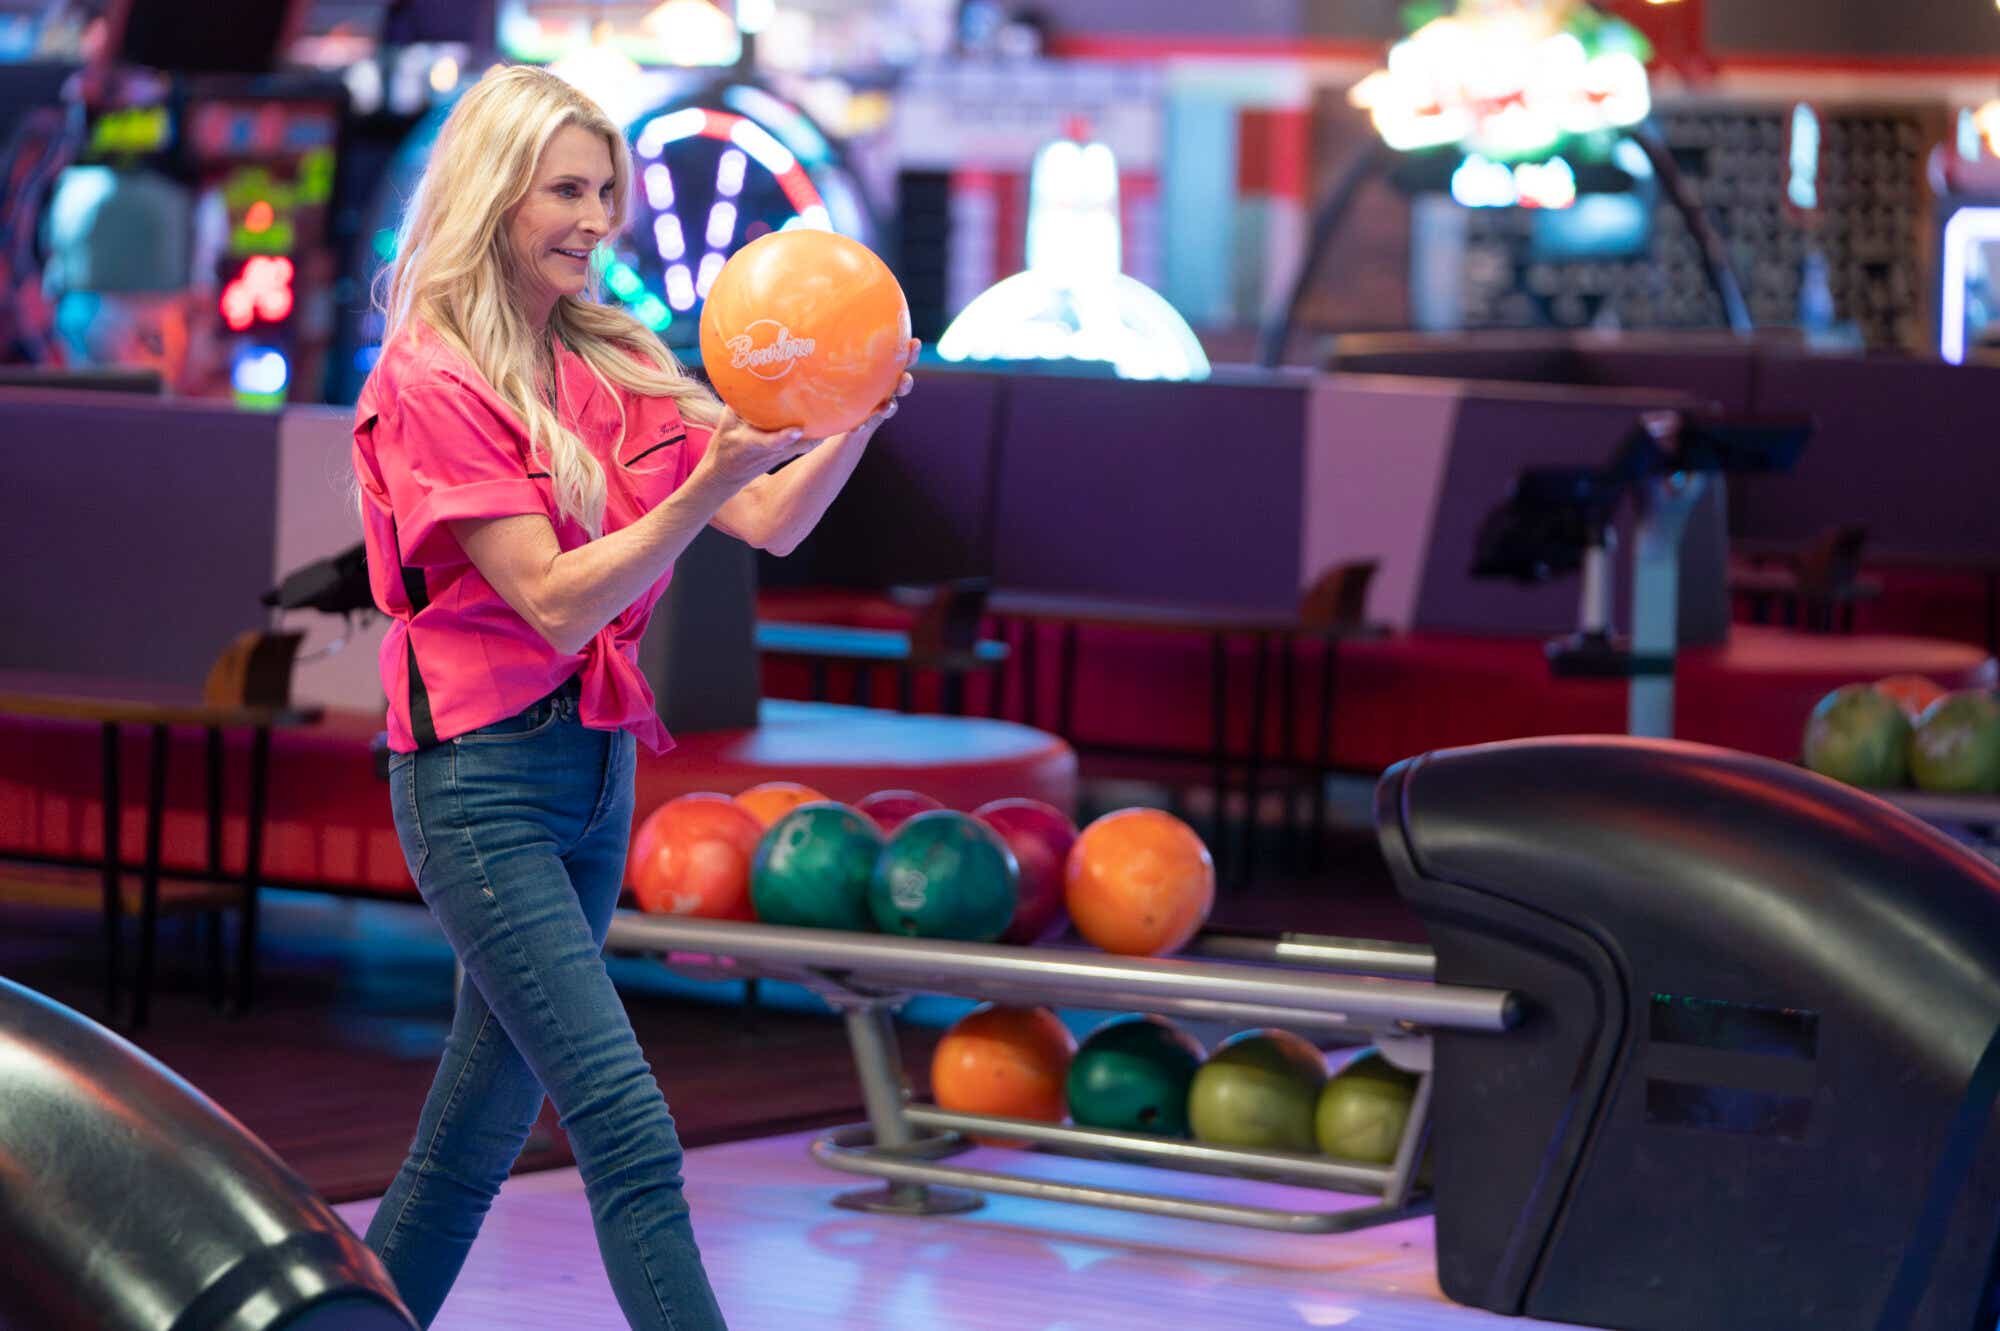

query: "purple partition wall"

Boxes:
[1729, 353, 2000, 556]
[989, 372, 1310, 608]
[1, 389, 280, 687]
[761, 371, 1005, 589]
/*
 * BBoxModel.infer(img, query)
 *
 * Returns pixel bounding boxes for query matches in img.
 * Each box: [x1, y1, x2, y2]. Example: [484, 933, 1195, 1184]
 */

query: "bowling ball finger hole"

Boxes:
[1137, 1107, 1159, 1126]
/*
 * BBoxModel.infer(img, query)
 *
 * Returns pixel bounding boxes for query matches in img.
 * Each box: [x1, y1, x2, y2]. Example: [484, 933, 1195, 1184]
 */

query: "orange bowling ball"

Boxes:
[930, 1004, 1076, 1146]
[1875, 674, 1949, 721]
[698, 229, 911, 439]
[734, 781, 829, 829]
[1065, 808, 1215, 956]
[628, 793, 765, 919]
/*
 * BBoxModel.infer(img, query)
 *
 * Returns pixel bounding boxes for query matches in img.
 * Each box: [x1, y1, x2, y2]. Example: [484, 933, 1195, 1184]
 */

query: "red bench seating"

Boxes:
[0, 700, 1076, 899]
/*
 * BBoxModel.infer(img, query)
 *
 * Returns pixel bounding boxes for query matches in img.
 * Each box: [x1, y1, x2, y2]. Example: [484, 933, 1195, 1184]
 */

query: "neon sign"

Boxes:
[1350, 0, 1652, 162]
[220, 256, 295, 331]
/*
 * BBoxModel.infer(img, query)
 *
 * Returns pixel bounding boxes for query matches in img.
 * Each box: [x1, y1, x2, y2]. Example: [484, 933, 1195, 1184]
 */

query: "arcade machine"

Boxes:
[615, 78, 879, 354]
[1261, 0, 1753, 365]
[1932, 103, 2000, 366]
[21, 0, 341, 407]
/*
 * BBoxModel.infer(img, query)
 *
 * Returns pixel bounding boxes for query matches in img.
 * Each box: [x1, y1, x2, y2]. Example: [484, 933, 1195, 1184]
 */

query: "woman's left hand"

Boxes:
[827, 338, 920, 444]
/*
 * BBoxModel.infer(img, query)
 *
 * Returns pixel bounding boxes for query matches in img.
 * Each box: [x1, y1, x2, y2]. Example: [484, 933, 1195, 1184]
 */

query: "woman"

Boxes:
[350, 65, 913, 1329]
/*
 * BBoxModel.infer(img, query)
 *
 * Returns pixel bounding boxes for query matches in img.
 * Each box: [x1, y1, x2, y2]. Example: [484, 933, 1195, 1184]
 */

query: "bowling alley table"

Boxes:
[975, 590, 1390, 877]
[0, 672, 320, 1028]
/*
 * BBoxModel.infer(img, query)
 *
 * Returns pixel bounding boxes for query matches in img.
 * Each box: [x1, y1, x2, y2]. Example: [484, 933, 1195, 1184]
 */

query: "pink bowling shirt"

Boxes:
[352, 325, 712, 754]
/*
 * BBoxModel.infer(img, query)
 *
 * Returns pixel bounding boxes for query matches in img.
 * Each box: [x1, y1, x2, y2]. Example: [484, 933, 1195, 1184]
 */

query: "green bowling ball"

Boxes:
[1066, 1015, 1205, 1137]
[749, 802, 884, 931]
[1187, 1029, 1327, 1153]
[1802, 684, 1910, 788]
[867, 810, 1019, 941]
[1910, 691, 2000, 793]
[1315, 1049, 1421, 1164]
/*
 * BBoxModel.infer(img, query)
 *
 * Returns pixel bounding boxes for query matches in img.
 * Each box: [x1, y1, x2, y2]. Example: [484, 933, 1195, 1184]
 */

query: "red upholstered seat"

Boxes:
[0, 701, 1076, 899]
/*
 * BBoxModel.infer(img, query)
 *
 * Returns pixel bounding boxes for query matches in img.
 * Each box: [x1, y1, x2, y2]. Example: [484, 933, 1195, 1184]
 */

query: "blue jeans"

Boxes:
[368, 680, 726, 1330]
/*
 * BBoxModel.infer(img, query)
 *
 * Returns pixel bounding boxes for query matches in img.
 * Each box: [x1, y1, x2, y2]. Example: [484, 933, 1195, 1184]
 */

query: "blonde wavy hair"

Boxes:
[376, 64, 720, 537]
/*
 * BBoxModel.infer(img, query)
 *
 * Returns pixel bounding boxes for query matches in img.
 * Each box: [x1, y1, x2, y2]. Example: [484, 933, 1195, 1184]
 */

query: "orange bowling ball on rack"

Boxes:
[628, 793, 764, 920]
[734, 780, 829, 829]
[1065, 807, 1215, 957]
[698, 229, 911, 440]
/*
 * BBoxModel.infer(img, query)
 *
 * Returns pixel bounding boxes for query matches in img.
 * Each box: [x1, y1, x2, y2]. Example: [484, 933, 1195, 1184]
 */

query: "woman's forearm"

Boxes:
[756, 428, 873, 556]
[532, 469, 744, 651]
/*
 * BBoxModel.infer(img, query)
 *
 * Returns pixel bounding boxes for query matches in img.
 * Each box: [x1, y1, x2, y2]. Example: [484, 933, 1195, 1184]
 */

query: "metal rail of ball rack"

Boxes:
[602, 913, 1521, 1235]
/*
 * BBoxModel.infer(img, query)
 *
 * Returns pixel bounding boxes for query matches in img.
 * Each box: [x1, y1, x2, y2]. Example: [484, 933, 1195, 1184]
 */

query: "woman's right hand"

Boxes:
[696, 408, 815, 493]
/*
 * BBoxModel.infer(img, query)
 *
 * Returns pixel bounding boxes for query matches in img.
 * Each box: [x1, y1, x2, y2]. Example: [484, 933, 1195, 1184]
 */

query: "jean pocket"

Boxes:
[453, 698, 562, 745]
[389, 757, 430, 881]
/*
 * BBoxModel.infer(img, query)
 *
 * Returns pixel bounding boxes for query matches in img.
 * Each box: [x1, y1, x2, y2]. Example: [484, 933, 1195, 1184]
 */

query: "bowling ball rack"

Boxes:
[602, 913, 1518, 1233]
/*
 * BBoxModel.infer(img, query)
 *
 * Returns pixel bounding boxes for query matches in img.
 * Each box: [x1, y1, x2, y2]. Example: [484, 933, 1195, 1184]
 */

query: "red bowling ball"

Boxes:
[855, 788, 945, 834]
[974, 798, 1078, 944]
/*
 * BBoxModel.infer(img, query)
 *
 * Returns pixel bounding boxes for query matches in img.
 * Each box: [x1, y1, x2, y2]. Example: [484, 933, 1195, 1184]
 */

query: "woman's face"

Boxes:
[507, 123, 616, 324]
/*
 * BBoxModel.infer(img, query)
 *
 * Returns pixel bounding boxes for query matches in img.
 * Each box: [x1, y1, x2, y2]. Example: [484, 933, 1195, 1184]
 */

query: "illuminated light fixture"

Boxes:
[723, 84, 829, 164]
[653, 213, 686, 259]
[243, 199, 275, 233]
[233, 345, 290, 395]
[638, 108, 708, 157]
[938, 130, 1210, 382]
[715, 148, 747, 198]
[643, 163, 675, 210]
[606, 262, 645, 300]
[1451, 154, 1520, 208]
[428, 54, 459, 94]
[704, 200, 738, 248]
[634, 294, 670, 329]
[666, 263, 697, 310]
[220, 255, 295, 331]
[736, 0, 777, 32]
[1977, 100, 2000, 158]
[728, 119, 796, 176]
[1940, 206, 2000, 364]
[232, 345, 290, 409]
[640, 0, 741, 66]
[695, 251, 726, 296]
[1515, 155, 1577, 209]
[549, 21, 644, 122]
[1786, 103, 1820, 211]
[1349, 1, 1652, 163]
[1449, 153, 1577, 209]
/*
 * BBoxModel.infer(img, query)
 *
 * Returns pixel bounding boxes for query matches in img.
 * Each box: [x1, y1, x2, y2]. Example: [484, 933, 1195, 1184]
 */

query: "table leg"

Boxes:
[1242, 633, 1271, 885]
[100, 722, 123, 1020]
[1312, 636, 1342, 871]
[1987, 573, 1997, 658]
[1059, 624, 1079, 740]
[1210, 633, 1230, 867]
[1022, 623, 1040, 730]
[205, 727, 226, 1008]
[134, 722, 169, 1030]
[235, 727, 272, 1015]
[1280, 636, 1300, 866]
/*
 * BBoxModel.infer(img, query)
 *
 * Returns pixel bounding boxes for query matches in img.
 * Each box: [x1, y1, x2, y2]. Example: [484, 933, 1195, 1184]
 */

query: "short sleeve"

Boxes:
[373, 384, 547, 567]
